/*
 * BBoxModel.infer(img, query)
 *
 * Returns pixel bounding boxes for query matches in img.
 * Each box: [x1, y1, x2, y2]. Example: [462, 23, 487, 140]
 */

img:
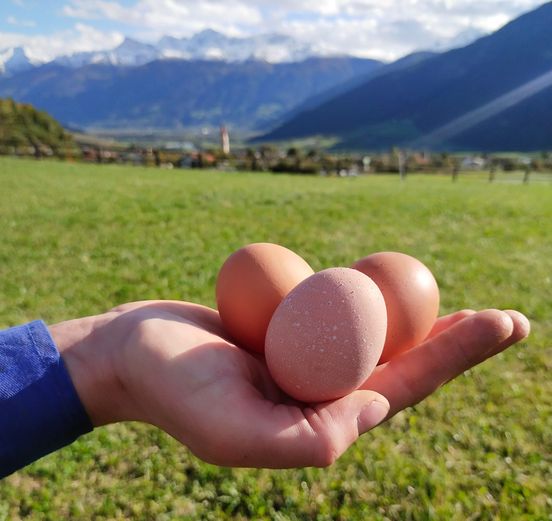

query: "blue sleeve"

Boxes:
[0, 320, 93, 478]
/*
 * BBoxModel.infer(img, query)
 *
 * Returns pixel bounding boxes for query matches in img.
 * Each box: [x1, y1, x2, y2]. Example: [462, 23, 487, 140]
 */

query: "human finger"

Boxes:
[425, 309, 476, 340]
[489, 309, 531, 357]
[362, 309, 529, 417]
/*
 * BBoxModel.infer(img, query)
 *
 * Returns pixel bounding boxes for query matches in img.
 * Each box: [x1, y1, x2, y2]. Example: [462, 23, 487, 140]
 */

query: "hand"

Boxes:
[49, 302, 529, 469]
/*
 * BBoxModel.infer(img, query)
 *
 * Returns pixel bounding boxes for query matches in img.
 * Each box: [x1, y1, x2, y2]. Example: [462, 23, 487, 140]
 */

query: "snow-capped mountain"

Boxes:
[54, 38, 160, 68]
[0, 47, 36, 76]
[53, 30, 327, 68]
[0, 27, 488, 75]
[157, 30, 321, 63]
[1, 30, 325, 73]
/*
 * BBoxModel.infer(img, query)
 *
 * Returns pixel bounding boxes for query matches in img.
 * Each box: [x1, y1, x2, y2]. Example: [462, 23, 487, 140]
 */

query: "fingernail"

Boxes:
[357, 399, 390, 433]
[503, 310, 531, 340]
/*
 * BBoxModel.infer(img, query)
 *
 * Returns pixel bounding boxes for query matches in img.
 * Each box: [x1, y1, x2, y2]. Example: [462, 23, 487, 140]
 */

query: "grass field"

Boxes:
[0, 156, 550, 520]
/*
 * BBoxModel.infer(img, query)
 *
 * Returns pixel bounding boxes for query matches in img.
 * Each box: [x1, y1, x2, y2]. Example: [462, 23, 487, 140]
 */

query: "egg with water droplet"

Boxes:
[265, 268, 387, 402]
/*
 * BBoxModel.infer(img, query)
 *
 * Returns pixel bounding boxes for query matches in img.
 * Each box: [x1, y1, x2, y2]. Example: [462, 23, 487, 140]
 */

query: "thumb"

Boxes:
[308, 390, 390, 466]
[321, 390, 390, 435]
[354, 392, 391, 433]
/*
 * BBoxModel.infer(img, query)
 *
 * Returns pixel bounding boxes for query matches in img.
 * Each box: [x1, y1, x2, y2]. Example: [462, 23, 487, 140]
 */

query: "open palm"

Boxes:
[104, 301, 529, 469]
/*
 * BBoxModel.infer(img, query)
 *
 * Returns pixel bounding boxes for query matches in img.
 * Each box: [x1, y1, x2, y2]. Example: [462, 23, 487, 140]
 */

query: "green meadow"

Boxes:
[0, 156, 550, 520]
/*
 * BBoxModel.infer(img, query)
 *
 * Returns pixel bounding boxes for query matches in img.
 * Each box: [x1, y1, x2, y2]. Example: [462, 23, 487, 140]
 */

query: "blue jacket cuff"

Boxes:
[0, 320, 94, 478]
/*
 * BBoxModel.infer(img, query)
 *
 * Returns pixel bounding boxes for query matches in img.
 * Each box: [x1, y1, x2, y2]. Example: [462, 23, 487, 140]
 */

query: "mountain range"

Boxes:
[0, 30, 333, 73]
[263, 2, 552, 151]
[0, 30, 382, 131]
[0, 26, 486, 74]
[2, 4, 552, 151]
[0, 57, 381, 131]
[53, 31, 326, 69]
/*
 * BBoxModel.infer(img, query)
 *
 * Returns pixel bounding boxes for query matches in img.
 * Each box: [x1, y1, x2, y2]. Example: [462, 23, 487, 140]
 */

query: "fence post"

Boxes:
[452, 160, 459, 182]
[523, 166, 531, 185]
[399, 150, 407, 181]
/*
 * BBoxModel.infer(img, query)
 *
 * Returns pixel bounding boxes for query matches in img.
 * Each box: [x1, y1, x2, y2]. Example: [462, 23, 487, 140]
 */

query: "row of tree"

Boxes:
[2, 98, 552, 176]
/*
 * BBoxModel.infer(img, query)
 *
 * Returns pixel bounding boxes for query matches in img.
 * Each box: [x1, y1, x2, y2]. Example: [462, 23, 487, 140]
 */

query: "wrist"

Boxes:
[49, 312, 132, 427]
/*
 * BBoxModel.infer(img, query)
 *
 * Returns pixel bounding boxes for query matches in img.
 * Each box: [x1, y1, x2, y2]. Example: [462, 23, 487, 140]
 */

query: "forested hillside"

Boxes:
[0, 98, 76, 156]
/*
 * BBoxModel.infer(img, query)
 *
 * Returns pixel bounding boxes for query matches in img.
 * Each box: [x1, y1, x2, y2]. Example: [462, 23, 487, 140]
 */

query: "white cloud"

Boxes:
[62, 0, 263, 39]
[62, 0, 133, 21]
[256, 0, 546, 61]
[58, 0, 546, 60]
[7, 15, 37, 28]
[0, 23, 123, 62]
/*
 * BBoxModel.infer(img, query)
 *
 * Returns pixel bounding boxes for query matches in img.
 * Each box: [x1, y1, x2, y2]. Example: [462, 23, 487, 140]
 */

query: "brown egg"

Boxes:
[216, 243, 314, 353]
[265, 268, 387, 403]
[352, 252, 440, 364]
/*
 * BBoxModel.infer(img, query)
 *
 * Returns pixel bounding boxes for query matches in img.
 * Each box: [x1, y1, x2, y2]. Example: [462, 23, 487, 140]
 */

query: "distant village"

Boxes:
[2, 124, 552, 180]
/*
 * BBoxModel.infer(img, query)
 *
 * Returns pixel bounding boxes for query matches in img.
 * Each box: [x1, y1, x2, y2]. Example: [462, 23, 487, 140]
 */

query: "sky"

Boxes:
[0, 0, 548, 63]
